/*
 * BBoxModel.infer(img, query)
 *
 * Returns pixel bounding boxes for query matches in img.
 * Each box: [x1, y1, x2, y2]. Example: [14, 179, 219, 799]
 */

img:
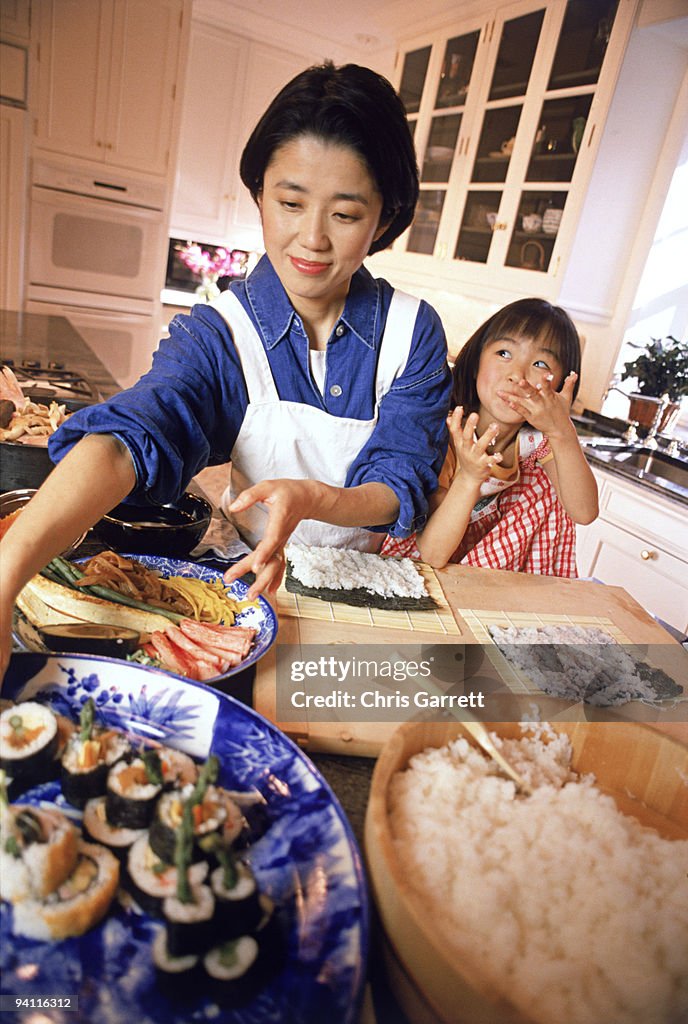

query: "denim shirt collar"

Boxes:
[244, 255, 381, 351]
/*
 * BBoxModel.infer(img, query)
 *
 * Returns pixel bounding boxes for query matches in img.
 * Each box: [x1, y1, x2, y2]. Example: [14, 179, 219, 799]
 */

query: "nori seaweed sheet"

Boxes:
[285, 562, 437, 611]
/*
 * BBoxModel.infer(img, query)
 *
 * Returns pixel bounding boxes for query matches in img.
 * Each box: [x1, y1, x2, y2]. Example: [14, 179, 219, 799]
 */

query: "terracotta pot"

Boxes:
[628, 394, 680, 432]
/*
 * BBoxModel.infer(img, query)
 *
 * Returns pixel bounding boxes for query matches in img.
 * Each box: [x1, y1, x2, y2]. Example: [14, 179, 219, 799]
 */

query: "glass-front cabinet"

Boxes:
[382, 0, 636, 297]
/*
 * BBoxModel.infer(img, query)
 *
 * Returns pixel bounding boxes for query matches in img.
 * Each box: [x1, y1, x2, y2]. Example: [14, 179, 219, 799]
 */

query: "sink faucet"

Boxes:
[645, 394, 670, 451]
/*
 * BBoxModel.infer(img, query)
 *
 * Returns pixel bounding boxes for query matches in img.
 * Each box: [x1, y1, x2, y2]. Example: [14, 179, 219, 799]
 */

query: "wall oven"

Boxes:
[26, 156, 168, 387]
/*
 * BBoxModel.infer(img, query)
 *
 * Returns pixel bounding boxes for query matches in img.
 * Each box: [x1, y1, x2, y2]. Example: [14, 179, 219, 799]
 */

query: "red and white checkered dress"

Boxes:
[381, 432, 577, 577]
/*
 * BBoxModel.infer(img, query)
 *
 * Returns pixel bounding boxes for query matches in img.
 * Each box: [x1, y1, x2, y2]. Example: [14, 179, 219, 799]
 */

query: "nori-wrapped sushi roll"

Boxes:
[0, 702, 58, 795]
[61, 699, 130, 808]
[209, 859, 262, 938]
[203, 936, 265, 1005]
[152, 927, 201, 995]
[82, 797, 146, 862]
[105, 751, 163, 829]
[162, 796, 215, 957]
[125, 836, 208, 918]
[149, 784, 231, 864]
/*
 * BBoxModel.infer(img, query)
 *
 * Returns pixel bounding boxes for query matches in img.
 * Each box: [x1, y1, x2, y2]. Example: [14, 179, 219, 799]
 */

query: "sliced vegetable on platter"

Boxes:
[14, 552, 278, 681]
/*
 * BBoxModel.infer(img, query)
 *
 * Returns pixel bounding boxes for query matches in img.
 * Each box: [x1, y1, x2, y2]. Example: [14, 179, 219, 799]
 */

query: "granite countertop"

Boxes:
[0, 309, 120, 399]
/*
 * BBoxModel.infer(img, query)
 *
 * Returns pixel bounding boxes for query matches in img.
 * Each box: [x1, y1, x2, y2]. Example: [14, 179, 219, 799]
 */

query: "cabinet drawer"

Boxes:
[599, 476, 687, 557]
[583, 519, 688, 634]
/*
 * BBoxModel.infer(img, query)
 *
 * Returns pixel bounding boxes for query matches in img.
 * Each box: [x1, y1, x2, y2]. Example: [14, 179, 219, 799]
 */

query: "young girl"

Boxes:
[382, 298, 598, 576]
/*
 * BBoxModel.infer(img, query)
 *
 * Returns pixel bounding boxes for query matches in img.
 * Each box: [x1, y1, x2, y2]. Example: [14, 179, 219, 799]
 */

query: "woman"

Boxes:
[0, 62, 451, 676]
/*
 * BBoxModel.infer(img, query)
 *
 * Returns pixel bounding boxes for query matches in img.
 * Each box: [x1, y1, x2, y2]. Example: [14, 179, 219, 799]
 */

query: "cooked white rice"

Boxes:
[488, 624, 676, 705]
[286, 544, 427, 600]
[388, 724, 688, 1024]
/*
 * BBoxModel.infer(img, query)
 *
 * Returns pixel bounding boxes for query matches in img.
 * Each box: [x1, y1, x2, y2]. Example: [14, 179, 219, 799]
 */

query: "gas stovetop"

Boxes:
[2, 360, 102, 406]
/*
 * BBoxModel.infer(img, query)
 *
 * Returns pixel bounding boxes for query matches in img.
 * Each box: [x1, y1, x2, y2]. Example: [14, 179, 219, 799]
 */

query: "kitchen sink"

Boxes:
[610, 449, 688, 487]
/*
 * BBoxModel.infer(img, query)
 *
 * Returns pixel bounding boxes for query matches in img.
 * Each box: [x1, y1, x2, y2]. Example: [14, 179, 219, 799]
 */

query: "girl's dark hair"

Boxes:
[240, 62, 419, 254]
[451, 298, 582, 411]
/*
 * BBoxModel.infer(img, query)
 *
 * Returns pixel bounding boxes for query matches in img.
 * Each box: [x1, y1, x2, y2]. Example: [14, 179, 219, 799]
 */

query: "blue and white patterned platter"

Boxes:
[14, 554, 278, 683]
[0, 653, 368, 1024]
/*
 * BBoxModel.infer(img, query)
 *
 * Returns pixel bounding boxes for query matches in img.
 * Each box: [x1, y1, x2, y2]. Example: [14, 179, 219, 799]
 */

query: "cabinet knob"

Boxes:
[640, 549, 655, 561]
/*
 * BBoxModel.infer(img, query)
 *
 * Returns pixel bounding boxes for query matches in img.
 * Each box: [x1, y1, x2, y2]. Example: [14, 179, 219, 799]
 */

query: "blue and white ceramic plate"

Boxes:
[13, 555, 278, 683]
[0, 654, 368, 1024]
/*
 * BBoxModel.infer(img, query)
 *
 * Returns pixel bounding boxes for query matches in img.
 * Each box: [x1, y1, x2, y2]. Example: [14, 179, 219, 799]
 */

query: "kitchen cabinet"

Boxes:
[169, 23, 310, 250]
[576, 468, 688, 635]
[0, 0, 31, 42]
[33, 0, 187, 176]
[0, 103, 29, 310]
[372, 0, 637, 303]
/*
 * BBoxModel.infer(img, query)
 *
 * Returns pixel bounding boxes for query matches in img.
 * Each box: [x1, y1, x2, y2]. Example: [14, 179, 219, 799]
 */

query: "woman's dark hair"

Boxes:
[240, 62, 419, 254]
[451, 298, 582, 411]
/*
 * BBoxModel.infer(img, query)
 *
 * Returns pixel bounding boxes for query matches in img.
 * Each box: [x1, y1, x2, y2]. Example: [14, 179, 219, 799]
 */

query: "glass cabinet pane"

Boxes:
[548, 0, 619, 90]
[505, 191, 568, 271]
[489, 9, 545, 100]
[421, 114, 462, 182]
[399, 46, 431, 114]
[454, 191, 502, 263]
[526, 95, 593, 181]
[471, 106, 522, 183]
[407, 190, 446, 254]
[435, 31, 480, 109]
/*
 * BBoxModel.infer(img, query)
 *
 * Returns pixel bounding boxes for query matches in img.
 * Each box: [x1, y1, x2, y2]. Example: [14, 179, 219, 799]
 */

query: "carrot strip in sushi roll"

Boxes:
[0, 702, 59, 795]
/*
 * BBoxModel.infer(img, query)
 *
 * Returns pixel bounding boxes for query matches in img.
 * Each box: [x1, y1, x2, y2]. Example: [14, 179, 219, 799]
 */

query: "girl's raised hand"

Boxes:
[497, 371, 578, 440]
[448, 407, 502, 485]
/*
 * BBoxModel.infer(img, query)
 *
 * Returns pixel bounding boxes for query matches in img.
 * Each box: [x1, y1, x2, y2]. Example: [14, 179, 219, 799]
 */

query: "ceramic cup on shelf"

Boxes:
[522, 213, 542, 234]
[500, 136, 515, 156]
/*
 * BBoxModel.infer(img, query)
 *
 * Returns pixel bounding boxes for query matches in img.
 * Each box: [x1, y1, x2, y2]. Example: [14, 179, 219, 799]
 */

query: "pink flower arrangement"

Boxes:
[177, 243, 248, 281]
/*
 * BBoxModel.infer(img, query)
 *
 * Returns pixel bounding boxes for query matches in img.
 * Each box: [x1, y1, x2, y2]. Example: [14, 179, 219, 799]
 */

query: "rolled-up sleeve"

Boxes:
[48, 306, 249, 505]
[346, 300, 451, 536]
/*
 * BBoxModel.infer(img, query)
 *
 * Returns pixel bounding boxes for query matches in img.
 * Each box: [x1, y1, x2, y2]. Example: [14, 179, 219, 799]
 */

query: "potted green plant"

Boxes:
[619, 335, 688, 432]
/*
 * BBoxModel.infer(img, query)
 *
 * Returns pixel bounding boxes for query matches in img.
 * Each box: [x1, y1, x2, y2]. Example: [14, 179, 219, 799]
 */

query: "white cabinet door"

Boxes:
[170, 24, 247, 240]
[578, 517, 688, 634]
[106, 0, 185, 175]
[34, 0, 185, 175]
[169, 27, 307, 249]
[0, 103, 29, 310]
[34, 0, 112, 163]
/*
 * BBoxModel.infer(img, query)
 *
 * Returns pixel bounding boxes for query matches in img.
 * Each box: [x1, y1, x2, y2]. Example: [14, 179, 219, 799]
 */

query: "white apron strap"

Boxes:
[374, 290, 421, 405]
[209, 289, 278, 404]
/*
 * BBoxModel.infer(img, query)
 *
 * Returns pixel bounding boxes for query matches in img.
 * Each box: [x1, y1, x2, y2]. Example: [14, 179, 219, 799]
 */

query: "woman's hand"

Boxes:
[496, 372, 578, 440]
[223, 478, 322, 599]
[449, 407, 502, 485]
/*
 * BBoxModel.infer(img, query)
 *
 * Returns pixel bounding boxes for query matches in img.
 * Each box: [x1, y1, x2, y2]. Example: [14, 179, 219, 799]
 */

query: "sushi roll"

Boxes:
[210, 860, 262, 938]
[105, 752, 163, 829]
[82, 796, 146, 861]
[152, 927, 200, 995]
[158, 746, 198, 789]
[163, 883, 216, 958]
[61, 699, 130, 808]
[11, 839, 119, 940]
[125, 836, 208, 917]
[0, 702, 58, 794]
[149, 784, 230, 864]
[203, 936, 265, 1005]
[0, 800, 79, 902]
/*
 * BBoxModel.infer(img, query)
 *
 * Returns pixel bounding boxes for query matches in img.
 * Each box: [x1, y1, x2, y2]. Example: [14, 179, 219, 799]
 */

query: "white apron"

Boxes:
[212, 288, 420, 550]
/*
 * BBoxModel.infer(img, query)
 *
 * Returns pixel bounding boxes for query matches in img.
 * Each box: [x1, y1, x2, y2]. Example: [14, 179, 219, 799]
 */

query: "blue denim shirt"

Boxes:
[50, 256, 451, 536]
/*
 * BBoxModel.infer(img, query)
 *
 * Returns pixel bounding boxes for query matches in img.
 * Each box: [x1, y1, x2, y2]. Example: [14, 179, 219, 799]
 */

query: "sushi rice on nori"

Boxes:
[285, 543, 437, 610]
[210, 861, 263, 938]
[126, 835, 208, 917]
[0, 702, 59, 793]
[149, 784, 233, 864]
[163, 883, 216, 957]
[106, 754, 163, 829]
[61, 697, 130, 808]
[82, 796, 146, 860]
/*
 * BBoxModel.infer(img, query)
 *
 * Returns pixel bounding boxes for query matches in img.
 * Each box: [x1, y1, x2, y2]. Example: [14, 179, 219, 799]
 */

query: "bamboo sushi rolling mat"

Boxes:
[276, 562, 461, 636]
[459, 609, 632, 695]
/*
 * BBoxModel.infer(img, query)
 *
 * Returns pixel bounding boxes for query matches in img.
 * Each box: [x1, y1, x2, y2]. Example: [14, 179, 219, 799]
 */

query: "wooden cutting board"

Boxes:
[253, 563, 687, 755]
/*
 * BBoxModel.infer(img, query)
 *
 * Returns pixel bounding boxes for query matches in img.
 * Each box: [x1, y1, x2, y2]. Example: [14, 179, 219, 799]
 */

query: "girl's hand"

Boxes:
[448, 407, 502, 486]
[496, 372, 578, 440]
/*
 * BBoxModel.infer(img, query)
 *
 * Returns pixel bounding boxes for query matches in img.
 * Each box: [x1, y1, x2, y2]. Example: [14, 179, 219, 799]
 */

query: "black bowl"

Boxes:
[94, 492, 212, 557]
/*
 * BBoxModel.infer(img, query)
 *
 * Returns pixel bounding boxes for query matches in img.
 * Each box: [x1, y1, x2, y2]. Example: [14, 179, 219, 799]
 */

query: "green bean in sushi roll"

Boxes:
[0, 702, 58, 794]
[11, 839, 119, 940]
[203, 935, 266, 1005]
[126, 836, 208, 917]
[149, 784, 234, 864]
[61, 699, 130, 808]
